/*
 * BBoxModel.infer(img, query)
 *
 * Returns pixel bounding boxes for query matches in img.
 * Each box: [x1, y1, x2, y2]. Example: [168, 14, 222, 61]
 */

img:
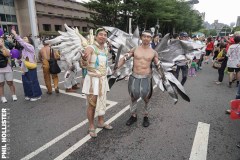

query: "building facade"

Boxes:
[0, 0, 18, 35]
[35, 0, 93, 36]
[1, 0, 93, 37]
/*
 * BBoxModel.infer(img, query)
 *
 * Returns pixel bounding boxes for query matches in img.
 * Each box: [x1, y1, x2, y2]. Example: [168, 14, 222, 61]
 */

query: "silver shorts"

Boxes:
[0, 72, 13, 82]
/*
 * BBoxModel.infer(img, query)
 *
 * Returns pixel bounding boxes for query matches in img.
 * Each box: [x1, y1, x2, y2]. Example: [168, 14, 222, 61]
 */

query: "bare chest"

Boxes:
[134, 50, 154, 62]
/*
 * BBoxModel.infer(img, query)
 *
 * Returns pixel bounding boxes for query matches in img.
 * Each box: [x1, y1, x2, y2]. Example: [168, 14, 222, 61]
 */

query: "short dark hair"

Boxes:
[141, 30, 152, 37]
[234, 36, 240, 43]
[153, 34, 159, 39]
[26, 36, 35, 48]
[43, 37, 49, 45]
[173, 33, 179, 39]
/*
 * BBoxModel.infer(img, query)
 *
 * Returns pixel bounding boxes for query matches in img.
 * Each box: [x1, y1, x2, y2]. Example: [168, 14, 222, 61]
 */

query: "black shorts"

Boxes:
[205, 50, 212, 56]
[228, 67, 240, 73]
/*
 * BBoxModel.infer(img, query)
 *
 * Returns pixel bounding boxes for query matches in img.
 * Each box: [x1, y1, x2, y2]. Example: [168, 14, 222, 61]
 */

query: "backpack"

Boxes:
[0, 51, 8, 68]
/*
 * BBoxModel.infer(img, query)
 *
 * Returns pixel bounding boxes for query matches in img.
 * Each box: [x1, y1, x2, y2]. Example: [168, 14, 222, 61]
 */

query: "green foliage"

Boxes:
[233, 26, 240, 32]
[82, 0, 203, 34]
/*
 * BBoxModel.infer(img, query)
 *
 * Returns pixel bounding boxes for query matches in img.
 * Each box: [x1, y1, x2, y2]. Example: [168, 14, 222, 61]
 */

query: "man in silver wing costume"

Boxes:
[116, 30, 161, 127]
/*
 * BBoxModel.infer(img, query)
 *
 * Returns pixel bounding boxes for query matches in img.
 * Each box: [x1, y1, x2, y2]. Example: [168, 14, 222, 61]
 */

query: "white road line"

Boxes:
[20, 101, 118, 160]
[189, 122, 210, 160]
[13, 70, 22, 73]
[18, 82, 157, 160]
[57, 76, 82, 84]
[13, 79, 116, 105]
[54, 105, 130, 160]
[13, 69, 42, 73]
[54, 85, 157, 160]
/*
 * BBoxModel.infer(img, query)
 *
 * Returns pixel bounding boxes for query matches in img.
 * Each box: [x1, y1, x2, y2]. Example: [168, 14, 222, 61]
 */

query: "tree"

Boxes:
[82, 0, 122, 28]
[233, 26, 240, 33]
[82, 0, 203, 34]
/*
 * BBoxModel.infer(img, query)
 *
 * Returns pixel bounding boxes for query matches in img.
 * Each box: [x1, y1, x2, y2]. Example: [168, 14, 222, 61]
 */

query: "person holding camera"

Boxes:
[0, 37, 17, 103]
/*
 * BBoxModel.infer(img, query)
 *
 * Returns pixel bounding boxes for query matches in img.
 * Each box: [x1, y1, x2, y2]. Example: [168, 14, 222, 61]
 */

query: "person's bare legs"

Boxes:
[86, 94, 97, 137]
[6, 81, 16, 95]
[0, 82, 4, 97]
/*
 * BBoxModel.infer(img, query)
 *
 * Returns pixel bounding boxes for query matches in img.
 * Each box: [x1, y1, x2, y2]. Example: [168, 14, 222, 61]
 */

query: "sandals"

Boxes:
[88, 129, 97, 138]
[97, 123, 113, 130]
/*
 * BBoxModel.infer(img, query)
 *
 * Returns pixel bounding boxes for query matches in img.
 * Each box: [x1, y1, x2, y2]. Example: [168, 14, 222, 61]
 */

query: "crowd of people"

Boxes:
[0, 27, 240, 142]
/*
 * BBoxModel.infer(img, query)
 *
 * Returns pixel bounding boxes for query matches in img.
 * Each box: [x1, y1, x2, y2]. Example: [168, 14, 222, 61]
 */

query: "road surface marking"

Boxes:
[54, 105, 130, 160]
[20, 101, 117, 160]
[54, 85, 157, 160]
[189, 122, 210, 160]
[57, 76, 82, 84]
[13, 78, 117, 106]
[19, 83, 157, 160]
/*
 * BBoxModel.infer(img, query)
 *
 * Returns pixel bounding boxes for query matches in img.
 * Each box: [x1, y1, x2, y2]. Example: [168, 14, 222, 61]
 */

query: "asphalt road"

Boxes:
[1, 61, 240, 160]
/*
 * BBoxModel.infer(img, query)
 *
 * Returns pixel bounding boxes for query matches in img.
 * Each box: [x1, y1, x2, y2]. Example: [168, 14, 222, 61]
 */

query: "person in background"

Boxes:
[226, 36, 240, 88]
[11, 29, 42, 101]
[0, 37, 17, 103]
[204, 37, 214, 64]
[151, 34, 159, 49]
[215, 43, 228, 85]
[188, 57, 197, 77]
[175, 32, 191, 86]
[38, 38, 60, 94]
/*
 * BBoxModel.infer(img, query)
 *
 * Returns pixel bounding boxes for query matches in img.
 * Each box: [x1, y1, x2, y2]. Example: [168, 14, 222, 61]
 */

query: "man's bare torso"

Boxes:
[133, 46, 155, 75]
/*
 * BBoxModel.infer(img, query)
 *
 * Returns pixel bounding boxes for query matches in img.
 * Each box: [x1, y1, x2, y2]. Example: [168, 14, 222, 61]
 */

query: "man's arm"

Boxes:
[80, 46, 93, 68]
[116, 48, 135, 70]
[153, 51, 159, 66]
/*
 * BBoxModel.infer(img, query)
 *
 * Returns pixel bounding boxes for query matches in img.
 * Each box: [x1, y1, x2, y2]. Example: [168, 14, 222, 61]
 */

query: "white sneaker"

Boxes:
[30, 97, 41, 102]
[12, 95, 17, 101]
[1, 97, 7, 103]
[216, 81, 221, 85]
[25, 97, 30, 101]
[30, 98, 38, 102]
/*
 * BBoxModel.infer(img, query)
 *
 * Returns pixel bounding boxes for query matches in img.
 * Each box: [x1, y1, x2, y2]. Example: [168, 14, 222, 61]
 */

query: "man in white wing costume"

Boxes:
[81, 28, 112, 138]
[46, 25, 112, 138]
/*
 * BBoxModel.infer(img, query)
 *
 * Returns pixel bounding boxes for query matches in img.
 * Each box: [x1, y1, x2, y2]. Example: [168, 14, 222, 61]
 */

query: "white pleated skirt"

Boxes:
[82, 75, 110, 95]
[82, 74, 110, 116]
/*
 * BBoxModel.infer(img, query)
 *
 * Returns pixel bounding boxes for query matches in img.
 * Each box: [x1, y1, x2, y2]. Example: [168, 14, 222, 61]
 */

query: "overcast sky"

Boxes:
[76, 0, 240, 26]
[194, 0, 239, 25]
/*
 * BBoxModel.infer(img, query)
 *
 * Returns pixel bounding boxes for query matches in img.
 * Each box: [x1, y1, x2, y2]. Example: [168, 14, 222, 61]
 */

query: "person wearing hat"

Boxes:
[38, 38, 60, 94]
[175, 32, 191, 86]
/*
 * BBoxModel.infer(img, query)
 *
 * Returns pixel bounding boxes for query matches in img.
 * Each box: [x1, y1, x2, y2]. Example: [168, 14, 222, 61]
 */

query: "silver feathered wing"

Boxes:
[154, 34, 204, 103]
[103, 26, 140, 88]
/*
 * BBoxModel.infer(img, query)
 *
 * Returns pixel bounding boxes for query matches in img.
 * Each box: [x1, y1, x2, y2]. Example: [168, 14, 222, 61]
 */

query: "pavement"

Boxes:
[1, 61, 240, 160]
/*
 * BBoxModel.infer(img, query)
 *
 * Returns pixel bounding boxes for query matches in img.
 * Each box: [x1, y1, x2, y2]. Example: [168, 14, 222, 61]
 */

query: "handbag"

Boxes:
[24, 57, 37, 69]
[212, 60, 222, 69]
[48, 48, 61, 74]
